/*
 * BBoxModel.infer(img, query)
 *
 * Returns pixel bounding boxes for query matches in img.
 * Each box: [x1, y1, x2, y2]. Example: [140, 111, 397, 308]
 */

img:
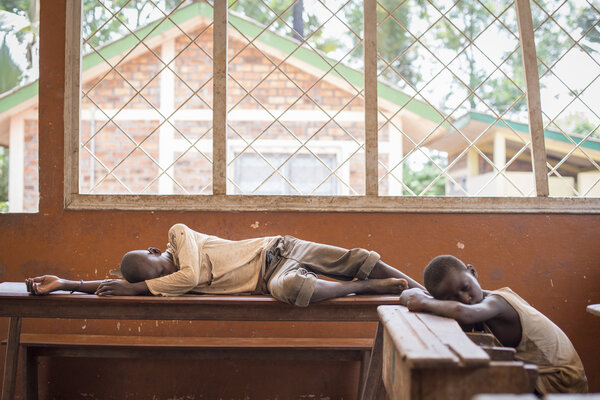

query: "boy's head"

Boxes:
[423, 255, 483, 305]
[120, 247, 176, 283]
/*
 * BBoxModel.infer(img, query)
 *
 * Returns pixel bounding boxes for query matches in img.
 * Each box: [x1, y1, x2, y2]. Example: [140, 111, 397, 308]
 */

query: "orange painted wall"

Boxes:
[0, 1, 598, 398]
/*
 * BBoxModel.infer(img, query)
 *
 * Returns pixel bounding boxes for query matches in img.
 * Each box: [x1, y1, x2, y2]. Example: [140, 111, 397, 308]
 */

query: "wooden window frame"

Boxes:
[64, 0, 600, 213]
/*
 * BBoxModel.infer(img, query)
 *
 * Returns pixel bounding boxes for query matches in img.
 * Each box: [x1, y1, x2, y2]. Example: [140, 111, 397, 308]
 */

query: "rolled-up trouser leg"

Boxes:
[268, 260, 318, 307]
[266, 236, 380, 306]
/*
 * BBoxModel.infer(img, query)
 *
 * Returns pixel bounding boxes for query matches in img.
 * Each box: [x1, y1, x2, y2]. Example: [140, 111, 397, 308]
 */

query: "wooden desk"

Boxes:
[372, 305, 536, 400]
[586, 304, 600, 317]
[0, 282, 399, 400]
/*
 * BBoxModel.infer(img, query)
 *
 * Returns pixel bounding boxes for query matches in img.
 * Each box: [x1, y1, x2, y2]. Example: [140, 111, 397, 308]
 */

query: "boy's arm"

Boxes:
[399, 288, 506, 325]
[145, 225, 201, 296]
[27, 275, 103, 295]
[26, 275, 150, 296]
[95, 279, 149, 296]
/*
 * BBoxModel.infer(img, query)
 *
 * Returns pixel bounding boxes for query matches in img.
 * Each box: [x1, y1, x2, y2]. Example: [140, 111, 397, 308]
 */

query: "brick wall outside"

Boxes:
[174, 27, 213, 113]
[80, 119, 161, 194]
[19, 21, 395, 204]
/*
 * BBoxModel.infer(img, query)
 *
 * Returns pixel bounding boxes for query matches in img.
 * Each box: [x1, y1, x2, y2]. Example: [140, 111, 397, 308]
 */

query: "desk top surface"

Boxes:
[377, 305, 490, 368]
[0, 282, 400, 321]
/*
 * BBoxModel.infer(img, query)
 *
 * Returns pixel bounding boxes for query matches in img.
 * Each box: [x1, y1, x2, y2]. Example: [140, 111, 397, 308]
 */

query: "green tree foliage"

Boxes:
[423, 1, 529, 115]
[0, 0, 31, 14]
[557, 113, 599, 139]
[0, 0, 38, 70]
[402, 151, 447, 195]
[577, 11, 600, 55]
[82, 0, 182, 50]
[343, 0, 419, 85]
[566, 4, 600, 137]
[228, 0, 342, 53]
[1, 1, 596, 200]
[0, 34, 23, 93]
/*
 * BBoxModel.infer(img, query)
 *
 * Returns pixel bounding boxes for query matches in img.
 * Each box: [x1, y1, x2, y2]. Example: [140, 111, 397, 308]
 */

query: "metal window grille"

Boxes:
[532, 0, 600, 197]
[64, 0, 600, 212]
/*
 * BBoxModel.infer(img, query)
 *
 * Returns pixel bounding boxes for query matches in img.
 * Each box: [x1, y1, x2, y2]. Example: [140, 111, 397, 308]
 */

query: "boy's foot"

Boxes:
[365, 278, 408, 294]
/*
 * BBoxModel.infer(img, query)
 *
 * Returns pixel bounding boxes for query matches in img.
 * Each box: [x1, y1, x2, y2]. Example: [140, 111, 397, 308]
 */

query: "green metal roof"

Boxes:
[0, 1, 444, 124]
[466, 111, 600, 152]
[0, 80, 38, 116]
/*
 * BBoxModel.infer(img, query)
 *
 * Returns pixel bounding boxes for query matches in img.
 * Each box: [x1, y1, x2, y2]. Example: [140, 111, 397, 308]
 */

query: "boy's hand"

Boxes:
[399, 288, 430, 311]
[26, 275, 64, 295]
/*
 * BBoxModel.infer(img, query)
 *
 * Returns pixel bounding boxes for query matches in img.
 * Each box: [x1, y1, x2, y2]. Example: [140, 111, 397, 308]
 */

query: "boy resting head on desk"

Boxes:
[399, 254, 588, 395]
[26, 223, 423, 306]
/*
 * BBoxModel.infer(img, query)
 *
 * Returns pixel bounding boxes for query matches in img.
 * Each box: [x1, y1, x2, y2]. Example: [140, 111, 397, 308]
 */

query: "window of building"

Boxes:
[63, 0, 600, 212]
[233, 151, 338, 195]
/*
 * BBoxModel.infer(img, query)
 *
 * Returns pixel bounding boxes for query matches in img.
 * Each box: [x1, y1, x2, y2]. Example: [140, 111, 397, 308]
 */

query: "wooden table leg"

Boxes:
[359, 321, 386, 400]
[22, 345, 38, 400]
[357, 349, 371, 400]
[2, 317, 21, 400]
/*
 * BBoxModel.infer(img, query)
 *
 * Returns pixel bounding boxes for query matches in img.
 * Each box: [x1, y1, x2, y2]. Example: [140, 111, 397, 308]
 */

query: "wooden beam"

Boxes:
[212, 1, 228, 195]
[515, 0, 549, 197]
[64, 0, 82, 207]
[364, 0, 378, 196]
[1, 317, 21, 400]
[65, 193, 600, 213]
[360, 321, 386, 400]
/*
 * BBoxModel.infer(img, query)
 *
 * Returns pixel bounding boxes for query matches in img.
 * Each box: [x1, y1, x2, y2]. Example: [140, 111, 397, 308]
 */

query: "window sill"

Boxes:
[64, 194, 600, 213]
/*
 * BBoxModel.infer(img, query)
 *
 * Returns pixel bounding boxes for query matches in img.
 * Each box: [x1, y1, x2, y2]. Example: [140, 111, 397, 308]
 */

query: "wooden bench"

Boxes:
[12, 333, 374, 400]
[0, 282, 400, 400]
[367, 305, 538, 400]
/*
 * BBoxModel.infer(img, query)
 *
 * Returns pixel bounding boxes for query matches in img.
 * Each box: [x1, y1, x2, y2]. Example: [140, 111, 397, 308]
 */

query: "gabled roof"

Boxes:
[0, 81, 37, 116]
[426, 111, 600, 157]
[0, 1, 444, 130]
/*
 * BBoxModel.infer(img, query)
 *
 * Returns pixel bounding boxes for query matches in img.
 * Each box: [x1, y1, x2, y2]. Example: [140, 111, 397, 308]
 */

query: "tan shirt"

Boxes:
[146, 224, 281, 296]
[490, 287, 588, 394]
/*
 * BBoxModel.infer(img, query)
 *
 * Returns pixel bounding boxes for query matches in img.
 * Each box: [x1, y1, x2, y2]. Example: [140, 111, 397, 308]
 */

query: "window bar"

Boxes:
[213, 0, 228, 195]
[364, 0, 378, 196]
[515, 0, 549, 197]
[65, 0, 82, 206]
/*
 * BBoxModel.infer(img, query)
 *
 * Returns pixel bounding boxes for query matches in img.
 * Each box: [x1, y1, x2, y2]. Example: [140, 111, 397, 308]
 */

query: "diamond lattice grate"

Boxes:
[80, 0, 214, 195]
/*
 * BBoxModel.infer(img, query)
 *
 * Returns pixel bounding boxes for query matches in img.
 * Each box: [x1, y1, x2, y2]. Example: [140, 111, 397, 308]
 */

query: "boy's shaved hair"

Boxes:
[120, 251, 149, 283]
[423, 255, 467, 294]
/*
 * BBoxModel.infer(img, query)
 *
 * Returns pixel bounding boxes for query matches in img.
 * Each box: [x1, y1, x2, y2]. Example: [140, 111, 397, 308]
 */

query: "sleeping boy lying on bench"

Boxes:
[399, 254, 588, 395]
[26, 223, 423, 307]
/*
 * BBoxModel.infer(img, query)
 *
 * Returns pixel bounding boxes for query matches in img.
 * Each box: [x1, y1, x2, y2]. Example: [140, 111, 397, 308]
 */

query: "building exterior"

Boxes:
[1, 2, 598, 212]
[427, 112, 600, 197]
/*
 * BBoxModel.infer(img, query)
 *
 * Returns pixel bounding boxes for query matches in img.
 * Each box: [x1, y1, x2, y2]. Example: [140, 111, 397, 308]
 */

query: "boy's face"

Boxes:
[432, 267, 484, 305]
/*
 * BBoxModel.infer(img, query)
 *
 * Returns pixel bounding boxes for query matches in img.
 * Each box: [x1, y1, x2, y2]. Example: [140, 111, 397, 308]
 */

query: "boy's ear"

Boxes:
[148, 247, 161, 255]
[466, 264, 478, 279]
